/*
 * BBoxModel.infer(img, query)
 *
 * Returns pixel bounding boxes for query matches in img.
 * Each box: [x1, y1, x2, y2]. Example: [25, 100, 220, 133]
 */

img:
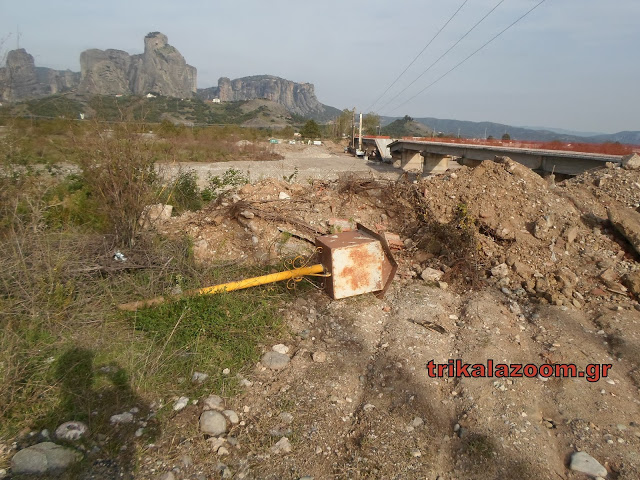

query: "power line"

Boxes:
[386, 0, 548, 115]
[377, 0, 506, 113]
[364, 0, 469, 113]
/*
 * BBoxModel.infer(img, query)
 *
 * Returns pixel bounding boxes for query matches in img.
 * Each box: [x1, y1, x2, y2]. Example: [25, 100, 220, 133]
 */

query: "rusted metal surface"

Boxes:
[356, 224, 398, 299]
[316, 226, 397, 300]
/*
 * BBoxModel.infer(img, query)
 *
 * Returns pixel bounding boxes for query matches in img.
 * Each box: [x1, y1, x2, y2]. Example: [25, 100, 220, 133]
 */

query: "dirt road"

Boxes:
[158, 143, 403, 187]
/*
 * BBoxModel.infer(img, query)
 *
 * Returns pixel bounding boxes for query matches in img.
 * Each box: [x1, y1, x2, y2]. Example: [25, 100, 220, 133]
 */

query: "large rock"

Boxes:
[198, 75, 335, 119]
[261, 351, 290, 370]
[78, 49, 132, 95]
[11, 442, 82, 475]
[569, 451, 607, 478]
[608, 206, 640, 255]
[622, 153, 640, 170]
[0, 49, 80, 102]
[79, 32, 196, 97]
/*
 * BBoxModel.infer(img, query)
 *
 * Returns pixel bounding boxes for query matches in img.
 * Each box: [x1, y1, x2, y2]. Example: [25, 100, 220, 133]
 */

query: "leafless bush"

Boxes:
[76, 128, 159, 246]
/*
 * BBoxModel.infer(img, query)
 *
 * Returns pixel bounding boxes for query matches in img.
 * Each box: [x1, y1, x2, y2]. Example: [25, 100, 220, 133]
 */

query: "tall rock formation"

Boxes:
[79, 32, 196, 97]
[198, 75, 339, 120]
[0, 49, 80, 102]
[0, 32, 196, 102]
[130, 32, 197, 97]
[78, 49, 132, 95]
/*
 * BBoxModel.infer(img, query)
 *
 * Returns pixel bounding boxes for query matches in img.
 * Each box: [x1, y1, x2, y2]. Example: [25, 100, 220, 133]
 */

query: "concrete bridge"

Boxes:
[387, 140, 623, 176]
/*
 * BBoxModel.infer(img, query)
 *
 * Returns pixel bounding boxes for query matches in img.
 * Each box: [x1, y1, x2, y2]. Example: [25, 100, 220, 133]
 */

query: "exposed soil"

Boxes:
[10, 144, 640, 479]
[129, 145, 640, 479]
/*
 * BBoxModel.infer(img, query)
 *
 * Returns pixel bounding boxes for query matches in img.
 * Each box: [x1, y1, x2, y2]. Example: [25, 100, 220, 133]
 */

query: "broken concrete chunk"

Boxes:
[622, 153, 640, 170]
[607, 206, 640, 256]
[420, 267, 444, 283]
[490, 263, 509, 279]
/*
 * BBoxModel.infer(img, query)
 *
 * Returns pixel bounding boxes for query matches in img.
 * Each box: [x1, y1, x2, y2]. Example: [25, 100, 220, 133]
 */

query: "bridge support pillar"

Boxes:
[399, 150, 423, 171]
[461, 158, 483, 168]
[422, 153, 449, 175]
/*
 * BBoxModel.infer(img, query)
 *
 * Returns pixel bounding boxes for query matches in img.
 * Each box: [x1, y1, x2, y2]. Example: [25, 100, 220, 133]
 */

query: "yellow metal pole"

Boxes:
[118, 264, 325, 311]
[196, 264, 324, 295]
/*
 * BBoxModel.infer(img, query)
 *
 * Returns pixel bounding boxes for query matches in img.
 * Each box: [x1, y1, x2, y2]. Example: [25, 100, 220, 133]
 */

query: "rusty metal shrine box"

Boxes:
[315, 226, 397, 300]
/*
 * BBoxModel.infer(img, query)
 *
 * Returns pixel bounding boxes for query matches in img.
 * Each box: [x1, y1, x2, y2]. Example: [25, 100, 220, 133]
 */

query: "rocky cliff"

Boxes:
[0, 32, 196, 102]
[78, 32, 197, 97]
[198, 75, 340, 120]
[0, 49, 80, 102]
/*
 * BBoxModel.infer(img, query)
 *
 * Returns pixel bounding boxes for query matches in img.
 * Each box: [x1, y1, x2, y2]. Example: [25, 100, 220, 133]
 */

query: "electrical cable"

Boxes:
[364, 0, 469, 113]
[386, 0, 548, 114]
[377, 0, 507, 113]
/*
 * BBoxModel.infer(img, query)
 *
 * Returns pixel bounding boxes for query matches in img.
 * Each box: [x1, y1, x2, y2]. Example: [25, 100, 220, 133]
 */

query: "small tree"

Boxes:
[362, 112, 381, 135]
[300, 119, 321, 139]
[502, 133, 511, 141]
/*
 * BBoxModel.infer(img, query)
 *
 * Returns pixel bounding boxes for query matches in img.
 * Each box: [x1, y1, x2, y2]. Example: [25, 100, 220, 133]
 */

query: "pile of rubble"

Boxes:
[154, 156, 640, 314]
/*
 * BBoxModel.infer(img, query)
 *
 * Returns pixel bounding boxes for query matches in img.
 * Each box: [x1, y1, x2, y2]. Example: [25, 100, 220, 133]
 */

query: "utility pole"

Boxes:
[358, 113, 363, 153]
[351, 108, 356, 150]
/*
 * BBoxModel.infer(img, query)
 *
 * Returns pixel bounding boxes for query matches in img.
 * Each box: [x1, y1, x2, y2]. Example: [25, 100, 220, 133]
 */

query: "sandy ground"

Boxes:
[158, 143, 404, 187]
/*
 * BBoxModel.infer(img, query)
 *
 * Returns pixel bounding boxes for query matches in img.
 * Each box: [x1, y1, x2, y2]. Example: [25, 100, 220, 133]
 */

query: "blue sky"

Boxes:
[1, 0, 638, 133]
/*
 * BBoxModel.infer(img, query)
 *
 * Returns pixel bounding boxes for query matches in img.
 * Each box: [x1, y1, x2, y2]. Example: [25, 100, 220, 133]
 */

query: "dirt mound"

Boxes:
[135, 158, 640, 480]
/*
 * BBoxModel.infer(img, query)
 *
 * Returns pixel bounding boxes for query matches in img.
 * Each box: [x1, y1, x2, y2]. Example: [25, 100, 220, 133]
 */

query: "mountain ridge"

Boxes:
[380, 116, 640, 145]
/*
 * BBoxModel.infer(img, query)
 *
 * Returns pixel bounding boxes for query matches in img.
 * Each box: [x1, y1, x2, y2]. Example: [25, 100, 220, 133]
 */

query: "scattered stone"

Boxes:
[54, 421, 88, 441]
[412, 417, 424, 428]
[565, 225, 579, 244]
[217, 446, 229, 456]
[327, 218, 356, 232]
[569, 451, 607, 478]
[200, 411, 228, 436]
[623, 271, 640, 297]
[239, 210, 255, 219]
[279, 412, 294, 424]
[272, 344, 289, 354]
[438, 281, 449, 290]
[139, 203, 173, 229]
[271, 437, 292, 454]
[491, 263, 509, 278]
[203, 395, 224, 411]
[421, 267, 444, 283]
[222, 368, 231, 375]
[158, 472, 176, 480]
[208, 437, 225, 452]
[312, 351, 327, 363]
[410, 448, 422, 458]
[11, 442, 82, 475]
[222, 410, 239, 424]
[110, 412, 134, 425]
[192, 372, 208, 384]
[261, 351, 290, 370]
[279, 192, 291, 200]
[173, 396, 189, 411]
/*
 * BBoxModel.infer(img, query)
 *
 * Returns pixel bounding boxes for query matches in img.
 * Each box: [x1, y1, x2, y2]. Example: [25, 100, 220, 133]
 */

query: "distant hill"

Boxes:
[381, 116, 433, 137]
[197, 75, 341, 122]
[381, 116, 640, 144]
